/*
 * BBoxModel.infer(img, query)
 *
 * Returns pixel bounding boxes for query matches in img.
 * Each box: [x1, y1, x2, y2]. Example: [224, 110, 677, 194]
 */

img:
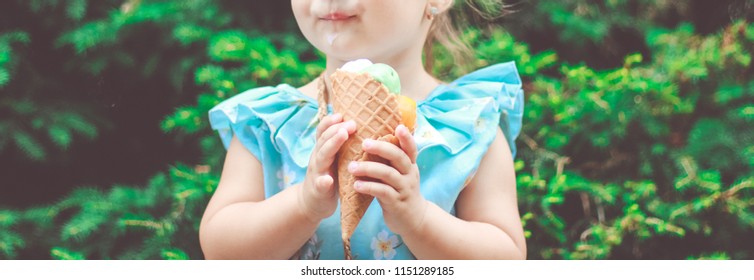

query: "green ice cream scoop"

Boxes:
[358, 63, 401, 95]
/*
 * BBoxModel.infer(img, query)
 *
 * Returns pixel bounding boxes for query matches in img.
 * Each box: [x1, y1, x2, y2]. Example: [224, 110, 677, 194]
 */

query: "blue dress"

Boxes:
[208, 62, 524, 259]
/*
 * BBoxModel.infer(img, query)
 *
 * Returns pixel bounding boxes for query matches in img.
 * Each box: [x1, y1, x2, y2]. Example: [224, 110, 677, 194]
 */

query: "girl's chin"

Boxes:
[322, 43, 373, 61]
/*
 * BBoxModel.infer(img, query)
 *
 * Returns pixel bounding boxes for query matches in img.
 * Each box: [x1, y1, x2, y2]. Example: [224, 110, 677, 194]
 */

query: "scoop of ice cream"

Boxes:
[341, 59, 374, 72]
[340, 59, 401, 95]
[361, 63, 401, 94]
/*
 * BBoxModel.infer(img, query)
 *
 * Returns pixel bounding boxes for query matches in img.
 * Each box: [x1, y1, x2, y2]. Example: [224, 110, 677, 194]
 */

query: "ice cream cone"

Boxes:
[327, 70, 403, 259]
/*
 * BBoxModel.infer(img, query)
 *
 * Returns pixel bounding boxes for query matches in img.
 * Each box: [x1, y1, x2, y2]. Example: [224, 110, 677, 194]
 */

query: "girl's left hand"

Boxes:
[348, 124, 429, 237]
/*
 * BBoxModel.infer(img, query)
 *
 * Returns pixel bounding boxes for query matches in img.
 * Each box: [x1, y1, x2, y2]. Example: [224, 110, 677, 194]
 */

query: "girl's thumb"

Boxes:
[315, 175, 335, 196]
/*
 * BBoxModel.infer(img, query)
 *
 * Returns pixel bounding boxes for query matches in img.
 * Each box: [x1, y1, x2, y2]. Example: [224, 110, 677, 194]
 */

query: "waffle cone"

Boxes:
[328, 70, 402, 259]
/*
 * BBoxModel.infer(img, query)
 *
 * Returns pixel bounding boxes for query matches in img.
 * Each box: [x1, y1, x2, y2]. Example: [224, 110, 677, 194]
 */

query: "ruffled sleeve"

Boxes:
[208, 84, 320, 196]
[415, 61, 523, 211]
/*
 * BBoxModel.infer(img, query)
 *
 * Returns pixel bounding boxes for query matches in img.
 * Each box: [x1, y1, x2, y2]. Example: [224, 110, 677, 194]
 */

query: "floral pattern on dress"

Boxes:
[371, 230, 402, 260]
[276, 163, 296, 190]
[292, 233, 323, 260]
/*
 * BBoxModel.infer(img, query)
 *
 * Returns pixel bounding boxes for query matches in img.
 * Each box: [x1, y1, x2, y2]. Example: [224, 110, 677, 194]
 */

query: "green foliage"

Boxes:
[1, 5, 103, 161]
[1, 0, 753, 260]
[0, 210, 25, 259]
[51, 247, 85, 260]
[512, 19, 754, 259]
[521, 0, 691, 44]
[1, 0, 318, 259]
[689, 252, 731, 260]
[161, 28, 323, 166]
[2, 165, 217, 260]
[0, 32, 30, 88]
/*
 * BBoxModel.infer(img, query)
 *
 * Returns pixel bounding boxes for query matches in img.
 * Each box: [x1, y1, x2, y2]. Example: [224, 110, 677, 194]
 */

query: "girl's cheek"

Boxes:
[291, 0, 313, 22]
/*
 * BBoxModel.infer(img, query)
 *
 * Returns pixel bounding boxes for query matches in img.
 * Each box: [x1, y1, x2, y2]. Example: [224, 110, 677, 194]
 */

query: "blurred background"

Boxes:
[1, 0, 753, 260]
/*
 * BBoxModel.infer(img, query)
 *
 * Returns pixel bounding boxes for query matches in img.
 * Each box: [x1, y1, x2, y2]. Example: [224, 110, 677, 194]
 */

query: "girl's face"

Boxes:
[292, 0, 431, 63]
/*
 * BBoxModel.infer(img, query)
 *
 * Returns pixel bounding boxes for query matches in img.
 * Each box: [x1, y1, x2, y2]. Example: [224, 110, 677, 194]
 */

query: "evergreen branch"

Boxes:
[721, 178, 754, 200]
[61, 209, 110, 242]
[120, 219, 168, 235]
[669, 178, 754, 220]
[0, 230, 25, 259]
[48, 125, 73, 149]
[161, 248, 189, 260]
[0, 210, 19, 227]
[50, 247, 85, 260]
[518, 132, 571, 178]
[12, 131, 46, 161]
[0, 69, 9, 87]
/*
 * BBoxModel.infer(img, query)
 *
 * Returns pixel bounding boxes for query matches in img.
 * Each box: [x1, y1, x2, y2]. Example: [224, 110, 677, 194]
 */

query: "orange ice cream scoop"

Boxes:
[397, 95, 417, 133]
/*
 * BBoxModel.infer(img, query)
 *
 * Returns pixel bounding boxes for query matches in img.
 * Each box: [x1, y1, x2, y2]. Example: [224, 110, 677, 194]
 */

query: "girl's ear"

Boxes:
[428, 0, 454, 14]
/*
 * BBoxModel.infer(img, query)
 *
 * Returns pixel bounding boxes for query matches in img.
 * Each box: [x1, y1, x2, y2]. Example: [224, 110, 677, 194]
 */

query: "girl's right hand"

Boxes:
[298, 113, 356, 223]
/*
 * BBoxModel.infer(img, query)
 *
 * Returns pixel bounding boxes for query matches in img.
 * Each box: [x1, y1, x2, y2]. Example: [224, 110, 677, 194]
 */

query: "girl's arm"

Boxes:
[200, 114, 356, 259]
[351, 126, 526, 259]
[198, 136, 318, 259]
[401, 128, 527, 259]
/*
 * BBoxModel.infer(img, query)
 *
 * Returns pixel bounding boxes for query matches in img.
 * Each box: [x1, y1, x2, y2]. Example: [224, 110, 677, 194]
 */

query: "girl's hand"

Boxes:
[349, 124, 429, 236]
[299, 113, 356, 223]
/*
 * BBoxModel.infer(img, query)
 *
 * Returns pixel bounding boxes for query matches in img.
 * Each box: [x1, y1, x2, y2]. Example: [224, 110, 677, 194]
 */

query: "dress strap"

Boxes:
[317, 72, 329, 121]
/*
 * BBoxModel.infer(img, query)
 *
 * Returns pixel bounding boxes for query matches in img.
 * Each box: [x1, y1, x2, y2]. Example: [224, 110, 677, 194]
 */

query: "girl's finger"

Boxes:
[314, 174, 335, 196]
[362, 138, 412, 175]
[353, 180, 399, 203]
[396, 125, 418, 164]
[348, 160, 404, 191]
[316, 127, 349, 168]
[316, 113, 343, 139]
[317, 120, 356, 149]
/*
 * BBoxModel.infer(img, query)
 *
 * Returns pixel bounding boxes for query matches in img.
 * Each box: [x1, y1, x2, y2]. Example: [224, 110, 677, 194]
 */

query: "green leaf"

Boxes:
[208, 31, 251, 62]
[13, 131, 46, 161]
[61, 210, 109, 242]
[698, 171, 722, 192]
[173, 24, 212, 46]
[58, 187, 105, 208]
[61, 198, 114, 243]
[0, 69, 8, 87]
[0, 210, 19, 227]
[61, 113, 97, 139]
[50, 247, 86, 260]
[0, 50, 9, 65]
[161, 248, 189, 260]
[738, 105, 754, 120]
[624, 53, 643, 67]
[746, 24, 754, 41]
[514, 160, 525, 172]
[22, 206, 58, 225]
[66, 0, 87, 21]
[56, 21, 114, 54]
[0, 230, 25, 259]
[715, 84, 745, 105]
[195, 65, 225, 85]
[48, 125, 73, 149]
[0, 31, 30, 45]
[689, 252, 730, 260]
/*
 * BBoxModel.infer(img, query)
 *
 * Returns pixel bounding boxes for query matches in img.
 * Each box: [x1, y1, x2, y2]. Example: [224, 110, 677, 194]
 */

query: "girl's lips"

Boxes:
[321, 12, 356, 21]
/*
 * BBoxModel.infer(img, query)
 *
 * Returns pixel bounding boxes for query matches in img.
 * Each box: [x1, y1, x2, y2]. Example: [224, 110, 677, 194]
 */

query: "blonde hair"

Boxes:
[423, 0, 513, 72]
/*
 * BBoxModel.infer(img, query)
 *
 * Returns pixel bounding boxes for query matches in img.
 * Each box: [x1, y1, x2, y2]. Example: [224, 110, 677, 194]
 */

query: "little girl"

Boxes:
[200, 0, 526, 260]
